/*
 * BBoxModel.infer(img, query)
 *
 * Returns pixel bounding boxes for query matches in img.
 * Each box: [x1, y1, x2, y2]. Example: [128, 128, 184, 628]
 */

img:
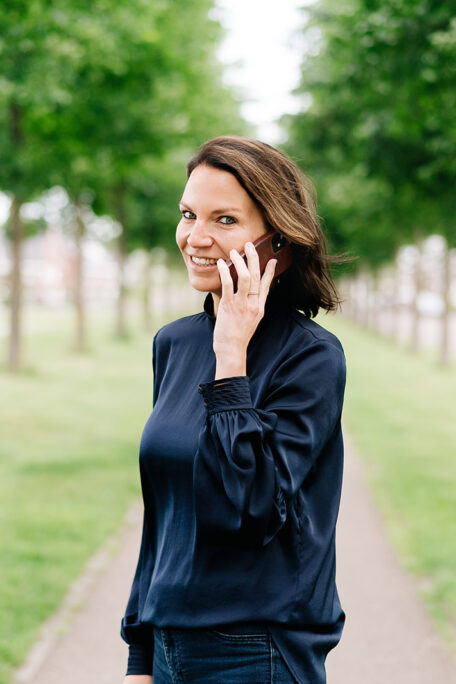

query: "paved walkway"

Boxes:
[14, 435, 456, 684]
[325, 435, 456, 683]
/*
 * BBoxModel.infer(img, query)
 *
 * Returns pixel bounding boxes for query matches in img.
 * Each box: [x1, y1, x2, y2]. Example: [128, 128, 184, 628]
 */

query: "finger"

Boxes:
[229, 248, 251, 297]
[259, 258, 277, 304]
[244, 241, 261, 286]
[217, 258, 234, 300]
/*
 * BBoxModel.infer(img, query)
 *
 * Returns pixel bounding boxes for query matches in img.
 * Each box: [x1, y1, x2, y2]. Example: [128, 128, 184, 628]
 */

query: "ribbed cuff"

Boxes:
[198, 376, 252, 414]
[126, 642, 153, 675]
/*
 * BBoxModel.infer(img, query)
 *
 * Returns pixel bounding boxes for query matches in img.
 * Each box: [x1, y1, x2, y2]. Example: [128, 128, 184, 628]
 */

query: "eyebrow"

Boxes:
[179, 201, 242, 215]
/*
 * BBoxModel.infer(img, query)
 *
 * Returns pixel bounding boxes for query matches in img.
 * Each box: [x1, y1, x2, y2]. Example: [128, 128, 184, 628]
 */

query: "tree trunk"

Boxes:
[354, 273, 363, 325]
[391, 249, 401, 345]
[365, 270, 373, 330]
[113, 187, 129, 339]
[346, 278, 354, 321]
[410, 235, 424, 354]
[7, 196, 23, 371]
[341, 277, 352, 319]
[115, 233, 128, 339]
[378, 269, 387, 337]
[143, 252, 153, 332]
[371, 269, 381, 333]
[439, 244, 451, 367]
[73, 201, 88, 352]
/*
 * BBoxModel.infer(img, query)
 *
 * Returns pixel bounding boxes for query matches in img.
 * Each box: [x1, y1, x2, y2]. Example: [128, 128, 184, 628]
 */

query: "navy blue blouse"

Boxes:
[121, 287, 346, 683]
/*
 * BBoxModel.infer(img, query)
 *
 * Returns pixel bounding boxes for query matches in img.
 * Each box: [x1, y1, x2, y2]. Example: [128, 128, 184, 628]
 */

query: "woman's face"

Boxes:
[176, 164, 268, 299]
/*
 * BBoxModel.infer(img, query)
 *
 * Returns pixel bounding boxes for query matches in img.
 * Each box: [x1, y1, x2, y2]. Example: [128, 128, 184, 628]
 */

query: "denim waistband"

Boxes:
[155, 622, 268, 635]
[210, 622, 268, 634]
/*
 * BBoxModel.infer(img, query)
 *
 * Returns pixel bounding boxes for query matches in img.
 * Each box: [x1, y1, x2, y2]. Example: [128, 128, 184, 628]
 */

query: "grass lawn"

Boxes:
[0, 307, 164, 684]
[1, 303, 455, 682]
[318, 312, 456, 653]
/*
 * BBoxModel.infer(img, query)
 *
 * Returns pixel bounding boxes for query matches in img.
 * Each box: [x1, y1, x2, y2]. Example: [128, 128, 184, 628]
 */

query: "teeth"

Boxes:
[191, 256, 217, 265]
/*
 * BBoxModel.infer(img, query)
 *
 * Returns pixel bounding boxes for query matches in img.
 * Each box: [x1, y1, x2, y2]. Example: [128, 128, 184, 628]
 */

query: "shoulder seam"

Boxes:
[155, 312, 206, 336]
[289, 309, 344, 353]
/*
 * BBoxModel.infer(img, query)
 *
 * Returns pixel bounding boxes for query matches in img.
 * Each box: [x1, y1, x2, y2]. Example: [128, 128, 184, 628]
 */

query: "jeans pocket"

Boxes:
[209, 628, 269, 642]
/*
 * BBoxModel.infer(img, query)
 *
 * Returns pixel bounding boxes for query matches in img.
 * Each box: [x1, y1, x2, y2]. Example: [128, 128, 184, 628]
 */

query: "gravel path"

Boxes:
[14, 435, 456, 684]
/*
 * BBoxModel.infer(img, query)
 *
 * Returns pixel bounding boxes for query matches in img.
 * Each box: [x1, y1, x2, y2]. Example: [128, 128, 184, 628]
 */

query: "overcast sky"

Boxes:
[214, 0, 307, 143]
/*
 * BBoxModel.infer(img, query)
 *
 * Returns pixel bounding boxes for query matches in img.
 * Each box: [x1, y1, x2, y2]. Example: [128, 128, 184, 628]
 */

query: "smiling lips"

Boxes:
[190, 256, 218, 266]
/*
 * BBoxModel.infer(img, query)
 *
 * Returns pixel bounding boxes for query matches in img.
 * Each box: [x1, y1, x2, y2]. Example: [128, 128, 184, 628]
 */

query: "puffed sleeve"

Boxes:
[120, 510, 155, 674]
[194, 340, 346, 547]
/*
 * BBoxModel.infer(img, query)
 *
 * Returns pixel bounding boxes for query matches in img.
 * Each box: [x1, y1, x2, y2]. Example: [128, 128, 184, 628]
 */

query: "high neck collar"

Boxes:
[203, 285, 286, 321]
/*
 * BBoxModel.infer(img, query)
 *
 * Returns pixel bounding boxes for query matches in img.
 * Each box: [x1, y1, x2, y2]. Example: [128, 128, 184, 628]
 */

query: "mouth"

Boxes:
[188, 255, 221, 270]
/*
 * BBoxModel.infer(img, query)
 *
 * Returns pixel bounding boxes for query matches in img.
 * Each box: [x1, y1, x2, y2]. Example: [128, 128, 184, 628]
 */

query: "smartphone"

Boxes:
[226, 230, 292, 292]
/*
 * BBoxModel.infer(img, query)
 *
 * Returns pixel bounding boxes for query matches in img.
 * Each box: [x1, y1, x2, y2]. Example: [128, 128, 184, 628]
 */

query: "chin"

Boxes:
[191, 283, 212, 293]
[188, 276, 217, 293]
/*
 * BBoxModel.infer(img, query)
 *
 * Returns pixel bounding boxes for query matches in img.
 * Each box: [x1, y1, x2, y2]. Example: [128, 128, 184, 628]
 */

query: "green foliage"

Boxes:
[284, 0, 456, 266]
[121, 152, 188, 254]
[0, 0, 245, 246]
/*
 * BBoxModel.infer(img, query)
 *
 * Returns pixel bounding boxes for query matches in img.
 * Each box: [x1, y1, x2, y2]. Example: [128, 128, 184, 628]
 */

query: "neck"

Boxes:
[211, 292, 221, 317]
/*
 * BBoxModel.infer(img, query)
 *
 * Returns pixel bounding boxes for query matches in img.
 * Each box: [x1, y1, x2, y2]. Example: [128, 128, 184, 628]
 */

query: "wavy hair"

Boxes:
[187, 135, 349, 318]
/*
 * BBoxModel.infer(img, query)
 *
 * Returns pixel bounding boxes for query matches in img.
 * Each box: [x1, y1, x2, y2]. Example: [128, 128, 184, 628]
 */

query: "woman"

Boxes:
[121, 136, 347, 684]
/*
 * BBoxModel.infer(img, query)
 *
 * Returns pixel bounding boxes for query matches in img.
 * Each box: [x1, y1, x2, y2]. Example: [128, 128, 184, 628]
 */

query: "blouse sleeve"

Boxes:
[120, 335, 161, 673]
[152, 333, 160, 405]
[120, 510, 155, 674]
[194, 340, 346, 547]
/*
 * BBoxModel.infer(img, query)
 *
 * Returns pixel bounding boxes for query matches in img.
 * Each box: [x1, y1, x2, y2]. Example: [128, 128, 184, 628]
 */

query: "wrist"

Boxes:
[215, 351, 247, 380]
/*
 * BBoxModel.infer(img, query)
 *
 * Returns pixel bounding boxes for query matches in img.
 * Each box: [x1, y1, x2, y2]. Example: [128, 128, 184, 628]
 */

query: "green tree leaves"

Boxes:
[1, 0, 245, 362]
[284, 0, 456, 266]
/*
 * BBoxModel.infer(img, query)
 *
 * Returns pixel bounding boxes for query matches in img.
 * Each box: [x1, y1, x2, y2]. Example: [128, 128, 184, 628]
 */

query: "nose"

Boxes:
[186, 219, 213, 248]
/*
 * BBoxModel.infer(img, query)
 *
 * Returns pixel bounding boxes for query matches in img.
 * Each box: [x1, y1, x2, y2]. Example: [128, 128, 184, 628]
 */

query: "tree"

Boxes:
[0, 0, 245, 360]
[0, 1, 76, 368]
[284, 0, 456, 269]
[84, 0, 244, 337]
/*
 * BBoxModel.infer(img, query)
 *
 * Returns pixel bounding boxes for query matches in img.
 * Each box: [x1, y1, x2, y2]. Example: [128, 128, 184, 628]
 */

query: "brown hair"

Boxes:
[187, 135, 348, 318]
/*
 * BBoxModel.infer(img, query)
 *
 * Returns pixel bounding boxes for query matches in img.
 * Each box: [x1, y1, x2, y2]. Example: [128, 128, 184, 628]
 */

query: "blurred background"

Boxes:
[1, 0, 455, 682]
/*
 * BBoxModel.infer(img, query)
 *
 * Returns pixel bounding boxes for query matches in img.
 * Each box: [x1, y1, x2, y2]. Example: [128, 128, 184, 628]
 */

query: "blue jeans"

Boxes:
[152, 624, 296, 683]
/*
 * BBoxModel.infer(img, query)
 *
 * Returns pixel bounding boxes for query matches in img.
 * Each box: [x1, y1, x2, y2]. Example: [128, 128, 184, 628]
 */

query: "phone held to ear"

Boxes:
[226, 231, 292, 292]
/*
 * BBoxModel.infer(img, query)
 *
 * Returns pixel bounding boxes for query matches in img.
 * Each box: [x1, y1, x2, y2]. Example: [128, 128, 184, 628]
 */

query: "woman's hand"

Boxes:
[123, 676, 153, 683]
[214, 241, 277, 378]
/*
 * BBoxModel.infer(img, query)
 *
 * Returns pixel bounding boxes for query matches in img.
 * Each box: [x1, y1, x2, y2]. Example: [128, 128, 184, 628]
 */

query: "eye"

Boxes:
[181, 209, 195, 220]
[219, 216, 236, 225]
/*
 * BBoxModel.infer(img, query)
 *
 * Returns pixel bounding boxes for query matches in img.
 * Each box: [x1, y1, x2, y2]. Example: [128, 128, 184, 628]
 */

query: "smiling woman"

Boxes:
[121, 136, 349, 684]
[176, 163, 269, 310]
